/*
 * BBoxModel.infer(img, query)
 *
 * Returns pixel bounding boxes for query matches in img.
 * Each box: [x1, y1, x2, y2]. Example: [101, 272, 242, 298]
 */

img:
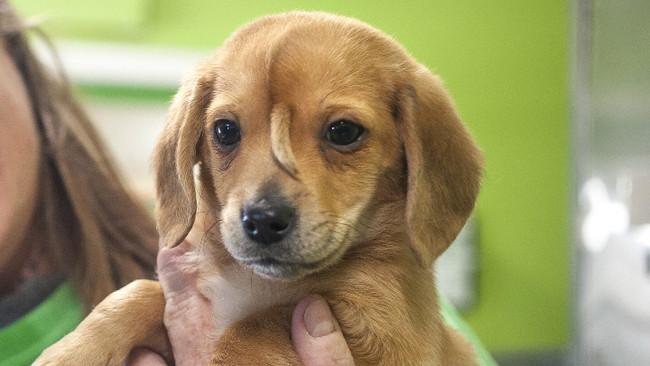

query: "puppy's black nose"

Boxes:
[242, 199, 295, 245]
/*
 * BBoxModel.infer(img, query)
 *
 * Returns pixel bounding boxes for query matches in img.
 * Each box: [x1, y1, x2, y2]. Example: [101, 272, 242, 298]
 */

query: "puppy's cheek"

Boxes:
[296, 221, 349, 261]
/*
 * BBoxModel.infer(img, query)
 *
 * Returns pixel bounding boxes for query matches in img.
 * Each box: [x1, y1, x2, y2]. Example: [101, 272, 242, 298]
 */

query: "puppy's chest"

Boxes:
[198, 264, 303, 337]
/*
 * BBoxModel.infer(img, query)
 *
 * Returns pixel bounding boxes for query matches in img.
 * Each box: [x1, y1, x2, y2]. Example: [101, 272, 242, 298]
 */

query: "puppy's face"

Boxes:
[154, 12, 483, 282]
[199, 25, 404, 279]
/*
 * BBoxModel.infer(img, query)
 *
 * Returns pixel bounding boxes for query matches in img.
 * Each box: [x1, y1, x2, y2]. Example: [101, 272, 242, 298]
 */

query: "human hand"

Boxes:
[128, 240, 354, 366]
[127, 240, 215, 366]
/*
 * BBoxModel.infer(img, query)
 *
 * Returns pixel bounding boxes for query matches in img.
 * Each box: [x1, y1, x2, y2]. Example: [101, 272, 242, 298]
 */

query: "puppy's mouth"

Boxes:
[234, 236, 349, 280]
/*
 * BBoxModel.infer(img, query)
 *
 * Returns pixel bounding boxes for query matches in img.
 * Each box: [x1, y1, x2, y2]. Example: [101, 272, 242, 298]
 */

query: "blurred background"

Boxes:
[13, 1, 649, 365]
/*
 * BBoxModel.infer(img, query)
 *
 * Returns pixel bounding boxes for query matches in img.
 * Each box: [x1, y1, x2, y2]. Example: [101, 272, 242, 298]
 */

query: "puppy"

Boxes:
[35, 11, 483, 366]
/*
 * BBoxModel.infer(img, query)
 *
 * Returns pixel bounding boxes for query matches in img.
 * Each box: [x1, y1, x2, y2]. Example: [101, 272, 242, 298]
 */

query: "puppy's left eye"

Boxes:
[326, 120, 365, 147]
[213, 119, 241, 149]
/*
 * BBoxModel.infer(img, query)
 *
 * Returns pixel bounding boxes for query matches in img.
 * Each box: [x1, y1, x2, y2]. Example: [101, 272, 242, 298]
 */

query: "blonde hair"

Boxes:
[1, 0, 158, 309]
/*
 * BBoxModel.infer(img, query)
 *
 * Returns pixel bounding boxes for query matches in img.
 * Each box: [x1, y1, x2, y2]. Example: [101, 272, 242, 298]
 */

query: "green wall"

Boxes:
[16, 0, 571, 354]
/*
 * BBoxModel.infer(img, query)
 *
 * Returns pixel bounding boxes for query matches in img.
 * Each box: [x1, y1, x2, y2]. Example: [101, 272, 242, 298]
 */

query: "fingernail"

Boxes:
[304, 299, 336, 337]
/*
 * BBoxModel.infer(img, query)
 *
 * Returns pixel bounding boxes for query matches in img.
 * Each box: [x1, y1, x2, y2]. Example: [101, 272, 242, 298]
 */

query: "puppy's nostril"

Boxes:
[269, 221, 289, 233]
[243, 219, 258, 235]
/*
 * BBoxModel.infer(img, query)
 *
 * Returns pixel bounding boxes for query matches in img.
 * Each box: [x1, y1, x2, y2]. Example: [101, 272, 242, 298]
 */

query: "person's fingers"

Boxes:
[126, 347, 168, 366]
[157, 240, 197, 295]
[292, 295, 355, 366]
[156, 240, 214, 366]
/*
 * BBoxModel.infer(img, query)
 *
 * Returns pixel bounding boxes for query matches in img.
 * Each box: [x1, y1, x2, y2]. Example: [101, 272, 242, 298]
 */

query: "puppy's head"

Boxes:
[153, 12, 483, 280]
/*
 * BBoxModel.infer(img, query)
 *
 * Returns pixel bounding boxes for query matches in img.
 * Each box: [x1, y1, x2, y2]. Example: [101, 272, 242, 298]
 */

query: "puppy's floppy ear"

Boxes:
[397, 66, 483, 267]
[153, 62, 215, 248]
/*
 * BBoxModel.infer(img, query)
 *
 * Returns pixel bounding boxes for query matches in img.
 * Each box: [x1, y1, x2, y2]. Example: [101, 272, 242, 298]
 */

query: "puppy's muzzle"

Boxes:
[241, 198, 296, 245]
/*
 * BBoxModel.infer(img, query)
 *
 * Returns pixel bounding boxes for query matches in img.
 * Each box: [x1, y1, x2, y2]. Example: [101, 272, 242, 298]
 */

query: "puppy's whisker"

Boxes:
[319, 211, 366, 235]
[200, 218, 223, 247]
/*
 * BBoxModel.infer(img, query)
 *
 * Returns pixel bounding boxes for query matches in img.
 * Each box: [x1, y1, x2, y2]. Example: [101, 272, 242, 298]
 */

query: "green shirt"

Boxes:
[440, 296, 497, 366]
[0, 283, 83, 366]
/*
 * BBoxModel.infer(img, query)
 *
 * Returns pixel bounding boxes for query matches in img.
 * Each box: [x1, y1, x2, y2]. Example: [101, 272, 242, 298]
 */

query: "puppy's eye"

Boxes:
[213, 119, 241, 148]
[326, 120, 365, 147]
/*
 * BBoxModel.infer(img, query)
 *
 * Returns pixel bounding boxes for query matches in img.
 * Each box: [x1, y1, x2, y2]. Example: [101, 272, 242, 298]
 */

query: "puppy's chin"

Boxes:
[239, 257, 324, 281]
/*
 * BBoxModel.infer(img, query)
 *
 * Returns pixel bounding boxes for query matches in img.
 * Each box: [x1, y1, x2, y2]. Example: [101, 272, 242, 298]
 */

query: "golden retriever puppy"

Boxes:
[36, 11, 483, 366]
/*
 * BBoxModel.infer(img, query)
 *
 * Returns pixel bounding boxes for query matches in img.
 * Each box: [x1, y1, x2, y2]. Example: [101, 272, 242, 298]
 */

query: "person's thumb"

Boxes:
[292, 295, 355, 366]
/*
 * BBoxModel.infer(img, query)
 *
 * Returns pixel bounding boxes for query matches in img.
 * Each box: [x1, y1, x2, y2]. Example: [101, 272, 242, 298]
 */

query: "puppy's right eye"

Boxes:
[213, 119, 241, 150]
[326, 120, 365, 148]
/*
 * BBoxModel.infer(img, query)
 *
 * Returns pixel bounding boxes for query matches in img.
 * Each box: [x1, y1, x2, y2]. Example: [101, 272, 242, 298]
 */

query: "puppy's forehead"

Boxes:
[213, 14, 407, 107]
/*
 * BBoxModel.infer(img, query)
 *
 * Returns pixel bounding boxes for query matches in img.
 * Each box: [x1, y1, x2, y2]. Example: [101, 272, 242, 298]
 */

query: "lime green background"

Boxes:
[15, 0, 571, 354]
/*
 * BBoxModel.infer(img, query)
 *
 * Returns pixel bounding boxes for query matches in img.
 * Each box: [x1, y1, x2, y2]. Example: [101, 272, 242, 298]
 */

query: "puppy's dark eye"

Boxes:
[213, 119, 241, 148]
[326, 120, 365, 147]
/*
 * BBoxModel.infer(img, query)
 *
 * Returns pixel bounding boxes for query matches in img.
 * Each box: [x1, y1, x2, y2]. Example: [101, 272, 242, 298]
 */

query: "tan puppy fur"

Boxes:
[36, 12, 483, 366]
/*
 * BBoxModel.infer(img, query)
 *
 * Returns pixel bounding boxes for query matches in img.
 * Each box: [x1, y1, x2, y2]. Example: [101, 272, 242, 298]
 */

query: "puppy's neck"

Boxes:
[198, 262, 302, 338]
[186, 220, 303, 339]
